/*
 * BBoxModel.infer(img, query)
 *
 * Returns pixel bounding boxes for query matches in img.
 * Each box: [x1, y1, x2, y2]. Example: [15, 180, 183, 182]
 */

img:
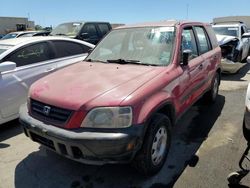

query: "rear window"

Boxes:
[98, 24, 110, 36]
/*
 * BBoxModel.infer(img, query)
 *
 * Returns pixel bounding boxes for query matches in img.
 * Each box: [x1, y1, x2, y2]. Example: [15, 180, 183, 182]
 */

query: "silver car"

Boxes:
[212, 22, 250, 73]
[0, 36, 94, 124]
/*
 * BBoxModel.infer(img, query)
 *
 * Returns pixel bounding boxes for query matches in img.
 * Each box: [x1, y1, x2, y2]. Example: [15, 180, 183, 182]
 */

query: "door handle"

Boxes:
[198, 64, 203, 70]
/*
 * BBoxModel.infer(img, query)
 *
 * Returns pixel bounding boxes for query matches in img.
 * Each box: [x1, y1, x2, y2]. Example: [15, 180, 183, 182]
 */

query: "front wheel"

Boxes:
[132, 113, 171, 176]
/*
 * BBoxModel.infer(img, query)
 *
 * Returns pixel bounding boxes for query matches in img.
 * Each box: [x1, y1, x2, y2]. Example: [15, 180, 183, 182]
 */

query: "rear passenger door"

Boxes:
[193, 26, 215, 91]
[51, 40, 91, 68]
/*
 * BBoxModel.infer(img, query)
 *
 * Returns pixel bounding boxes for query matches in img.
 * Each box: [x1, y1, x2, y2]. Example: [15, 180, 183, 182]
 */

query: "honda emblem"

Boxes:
[43, 106, 51, 116]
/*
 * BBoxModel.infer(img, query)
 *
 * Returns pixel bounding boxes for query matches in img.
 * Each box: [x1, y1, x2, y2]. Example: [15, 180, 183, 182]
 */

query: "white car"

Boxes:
[212, 22, 250, 73]
[0, 36, 94, 125]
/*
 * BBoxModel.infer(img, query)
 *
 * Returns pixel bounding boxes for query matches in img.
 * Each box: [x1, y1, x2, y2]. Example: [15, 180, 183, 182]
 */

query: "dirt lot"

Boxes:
[1, 63, 250, 188]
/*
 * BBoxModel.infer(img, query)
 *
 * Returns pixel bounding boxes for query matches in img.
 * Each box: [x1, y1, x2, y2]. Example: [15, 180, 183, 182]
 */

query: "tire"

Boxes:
[132, 113, 171, 176]
[227, 172, 241, 185]
[236, 50, 243, 62]
[204, 72, 220, 104]
[243, 120, 250, 141]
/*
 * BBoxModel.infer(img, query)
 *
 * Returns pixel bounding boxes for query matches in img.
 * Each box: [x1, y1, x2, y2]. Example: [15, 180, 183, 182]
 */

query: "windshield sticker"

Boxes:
[152, 27, 174, 33]
[73, 23, 81, 26]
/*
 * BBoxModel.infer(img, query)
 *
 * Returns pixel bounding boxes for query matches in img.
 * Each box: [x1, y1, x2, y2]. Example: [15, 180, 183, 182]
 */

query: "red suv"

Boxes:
[20, 20, 221, 175]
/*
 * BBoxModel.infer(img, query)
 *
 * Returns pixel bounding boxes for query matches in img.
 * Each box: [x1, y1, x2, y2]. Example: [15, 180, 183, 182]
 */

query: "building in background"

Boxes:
[0, 17, 35, 34]
[213, 16, 250, 30]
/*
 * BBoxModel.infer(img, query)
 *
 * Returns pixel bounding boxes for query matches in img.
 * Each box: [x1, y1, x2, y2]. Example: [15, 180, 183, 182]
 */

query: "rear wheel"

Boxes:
[204, 72, 220, 104]
[132, 113, 171, 176]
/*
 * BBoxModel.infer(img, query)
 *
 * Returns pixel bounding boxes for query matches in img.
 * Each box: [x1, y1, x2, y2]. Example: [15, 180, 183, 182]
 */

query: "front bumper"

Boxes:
[221, 58, 245, 74]
[19, 104, 145, 165]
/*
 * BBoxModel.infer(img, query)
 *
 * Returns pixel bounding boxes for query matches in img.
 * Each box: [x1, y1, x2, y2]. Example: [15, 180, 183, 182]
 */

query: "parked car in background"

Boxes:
[19, 30, 51, 37]
[20, 20, 221, 175]
[0, 34, 5, 39]
[0, 37, 94, 125]
[50, 21, 112, 44]
[212, 21, 250, 73]
[1, 31, 50, 40]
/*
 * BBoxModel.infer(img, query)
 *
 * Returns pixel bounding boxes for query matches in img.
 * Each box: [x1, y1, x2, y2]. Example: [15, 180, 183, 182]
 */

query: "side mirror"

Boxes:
[182, 49, 192, 66]
[81, 33, 89, 39]
[0, 61, 16, 73]
[88, 48, 93, 54]
[242, 32, 250, 39]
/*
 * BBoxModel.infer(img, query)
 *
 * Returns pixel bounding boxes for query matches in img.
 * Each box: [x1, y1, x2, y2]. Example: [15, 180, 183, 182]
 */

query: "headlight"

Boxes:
[81, 107, 132, 128]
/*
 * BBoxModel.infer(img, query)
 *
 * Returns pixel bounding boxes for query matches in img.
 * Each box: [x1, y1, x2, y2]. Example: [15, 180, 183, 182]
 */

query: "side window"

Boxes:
[194, 26, 211, 54]
[98, 24, 110, 36]
[53, 41, 90, 58]
[81, 24, 98, 38]
[181, 27, 198, 60]
[4, 42, 51, 67]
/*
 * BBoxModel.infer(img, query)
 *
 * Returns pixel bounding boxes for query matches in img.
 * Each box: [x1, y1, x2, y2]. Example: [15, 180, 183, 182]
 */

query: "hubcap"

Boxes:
[151, 126, 168, 166]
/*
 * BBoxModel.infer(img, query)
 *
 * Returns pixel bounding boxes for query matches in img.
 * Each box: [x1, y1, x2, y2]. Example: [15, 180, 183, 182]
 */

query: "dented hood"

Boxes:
[29, 61, 165, 110]
[216, 34, 238, 46]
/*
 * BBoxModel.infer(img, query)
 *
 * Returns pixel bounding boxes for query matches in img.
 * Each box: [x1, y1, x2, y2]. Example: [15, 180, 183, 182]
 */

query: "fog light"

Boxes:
[126, 142, 135, 151]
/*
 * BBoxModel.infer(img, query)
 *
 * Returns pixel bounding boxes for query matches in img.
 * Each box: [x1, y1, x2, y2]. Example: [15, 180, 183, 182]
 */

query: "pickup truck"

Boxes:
[20, 20, 221, 175]
[50, 21, 112, 45]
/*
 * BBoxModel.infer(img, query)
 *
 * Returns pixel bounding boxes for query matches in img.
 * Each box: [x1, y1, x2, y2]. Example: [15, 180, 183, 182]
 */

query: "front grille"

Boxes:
[30, 99, 72, 126]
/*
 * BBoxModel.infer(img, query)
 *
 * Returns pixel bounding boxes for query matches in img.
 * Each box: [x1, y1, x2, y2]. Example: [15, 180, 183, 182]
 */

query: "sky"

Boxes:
[0, 0, 250, 27]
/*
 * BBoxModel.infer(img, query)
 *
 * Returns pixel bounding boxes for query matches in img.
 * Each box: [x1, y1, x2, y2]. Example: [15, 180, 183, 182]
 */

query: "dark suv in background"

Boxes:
[50, 21, 112, 44]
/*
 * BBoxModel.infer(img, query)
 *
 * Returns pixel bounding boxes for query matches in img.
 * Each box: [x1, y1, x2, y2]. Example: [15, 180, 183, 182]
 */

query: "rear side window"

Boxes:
[4, 42, 51, 67]
[194, 26, 211, 54]
[98, 24, 110, 36]
[53, 41, 90, 58]
[81, 24, 98, 38]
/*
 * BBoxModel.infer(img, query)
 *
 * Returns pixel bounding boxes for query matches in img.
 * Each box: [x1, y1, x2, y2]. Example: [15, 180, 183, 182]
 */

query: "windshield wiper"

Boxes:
[54, 33, 66, 36]
[107, 59, 157, 66]
[85, 59, 107, 63]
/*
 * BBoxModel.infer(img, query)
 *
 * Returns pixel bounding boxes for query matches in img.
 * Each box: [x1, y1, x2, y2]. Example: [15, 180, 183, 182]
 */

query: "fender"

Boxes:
[136, 91, 175, 125]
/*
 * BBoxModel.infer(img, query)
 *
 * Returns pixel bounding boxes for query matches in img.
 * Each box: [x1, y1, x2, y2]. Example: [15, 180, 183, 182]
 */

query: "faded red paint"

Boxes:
[28, 21, 221, 129]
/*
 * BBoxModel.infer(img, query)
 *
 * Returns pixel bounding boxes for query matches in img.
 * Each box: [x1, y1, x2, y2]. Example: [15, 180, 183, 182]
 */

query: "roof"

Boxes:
[212, 23, 243, 27]
[0, 36, 95, 47]
[56, 21, 110, 25]
[115, 20, 208, 29]
[8, 31, 38, 35]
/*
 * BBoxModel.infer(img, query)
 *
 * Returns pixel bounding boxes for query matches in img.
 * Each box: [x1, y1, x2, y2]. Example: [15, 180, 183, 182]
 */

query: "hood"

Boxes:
[29, 62, 165, 110]
[216, 34, 238, 46]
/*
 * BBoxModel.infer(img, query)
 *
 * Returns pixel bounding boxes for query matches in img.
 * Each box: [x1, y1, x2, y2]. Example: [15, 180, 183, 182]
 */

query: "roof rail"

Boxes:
[213, 20, 244, 25]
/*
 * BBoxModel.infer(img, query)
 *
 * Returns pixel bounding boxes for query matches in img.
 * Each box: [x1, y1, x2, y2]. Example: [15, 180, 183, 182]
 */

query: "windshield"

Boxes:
[50, 22, 83, 37]
[87, 27, 175, 66]
[1, 33, 18, 40]
[0, 45, 13, 55]
[213, 26, 239, 37]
